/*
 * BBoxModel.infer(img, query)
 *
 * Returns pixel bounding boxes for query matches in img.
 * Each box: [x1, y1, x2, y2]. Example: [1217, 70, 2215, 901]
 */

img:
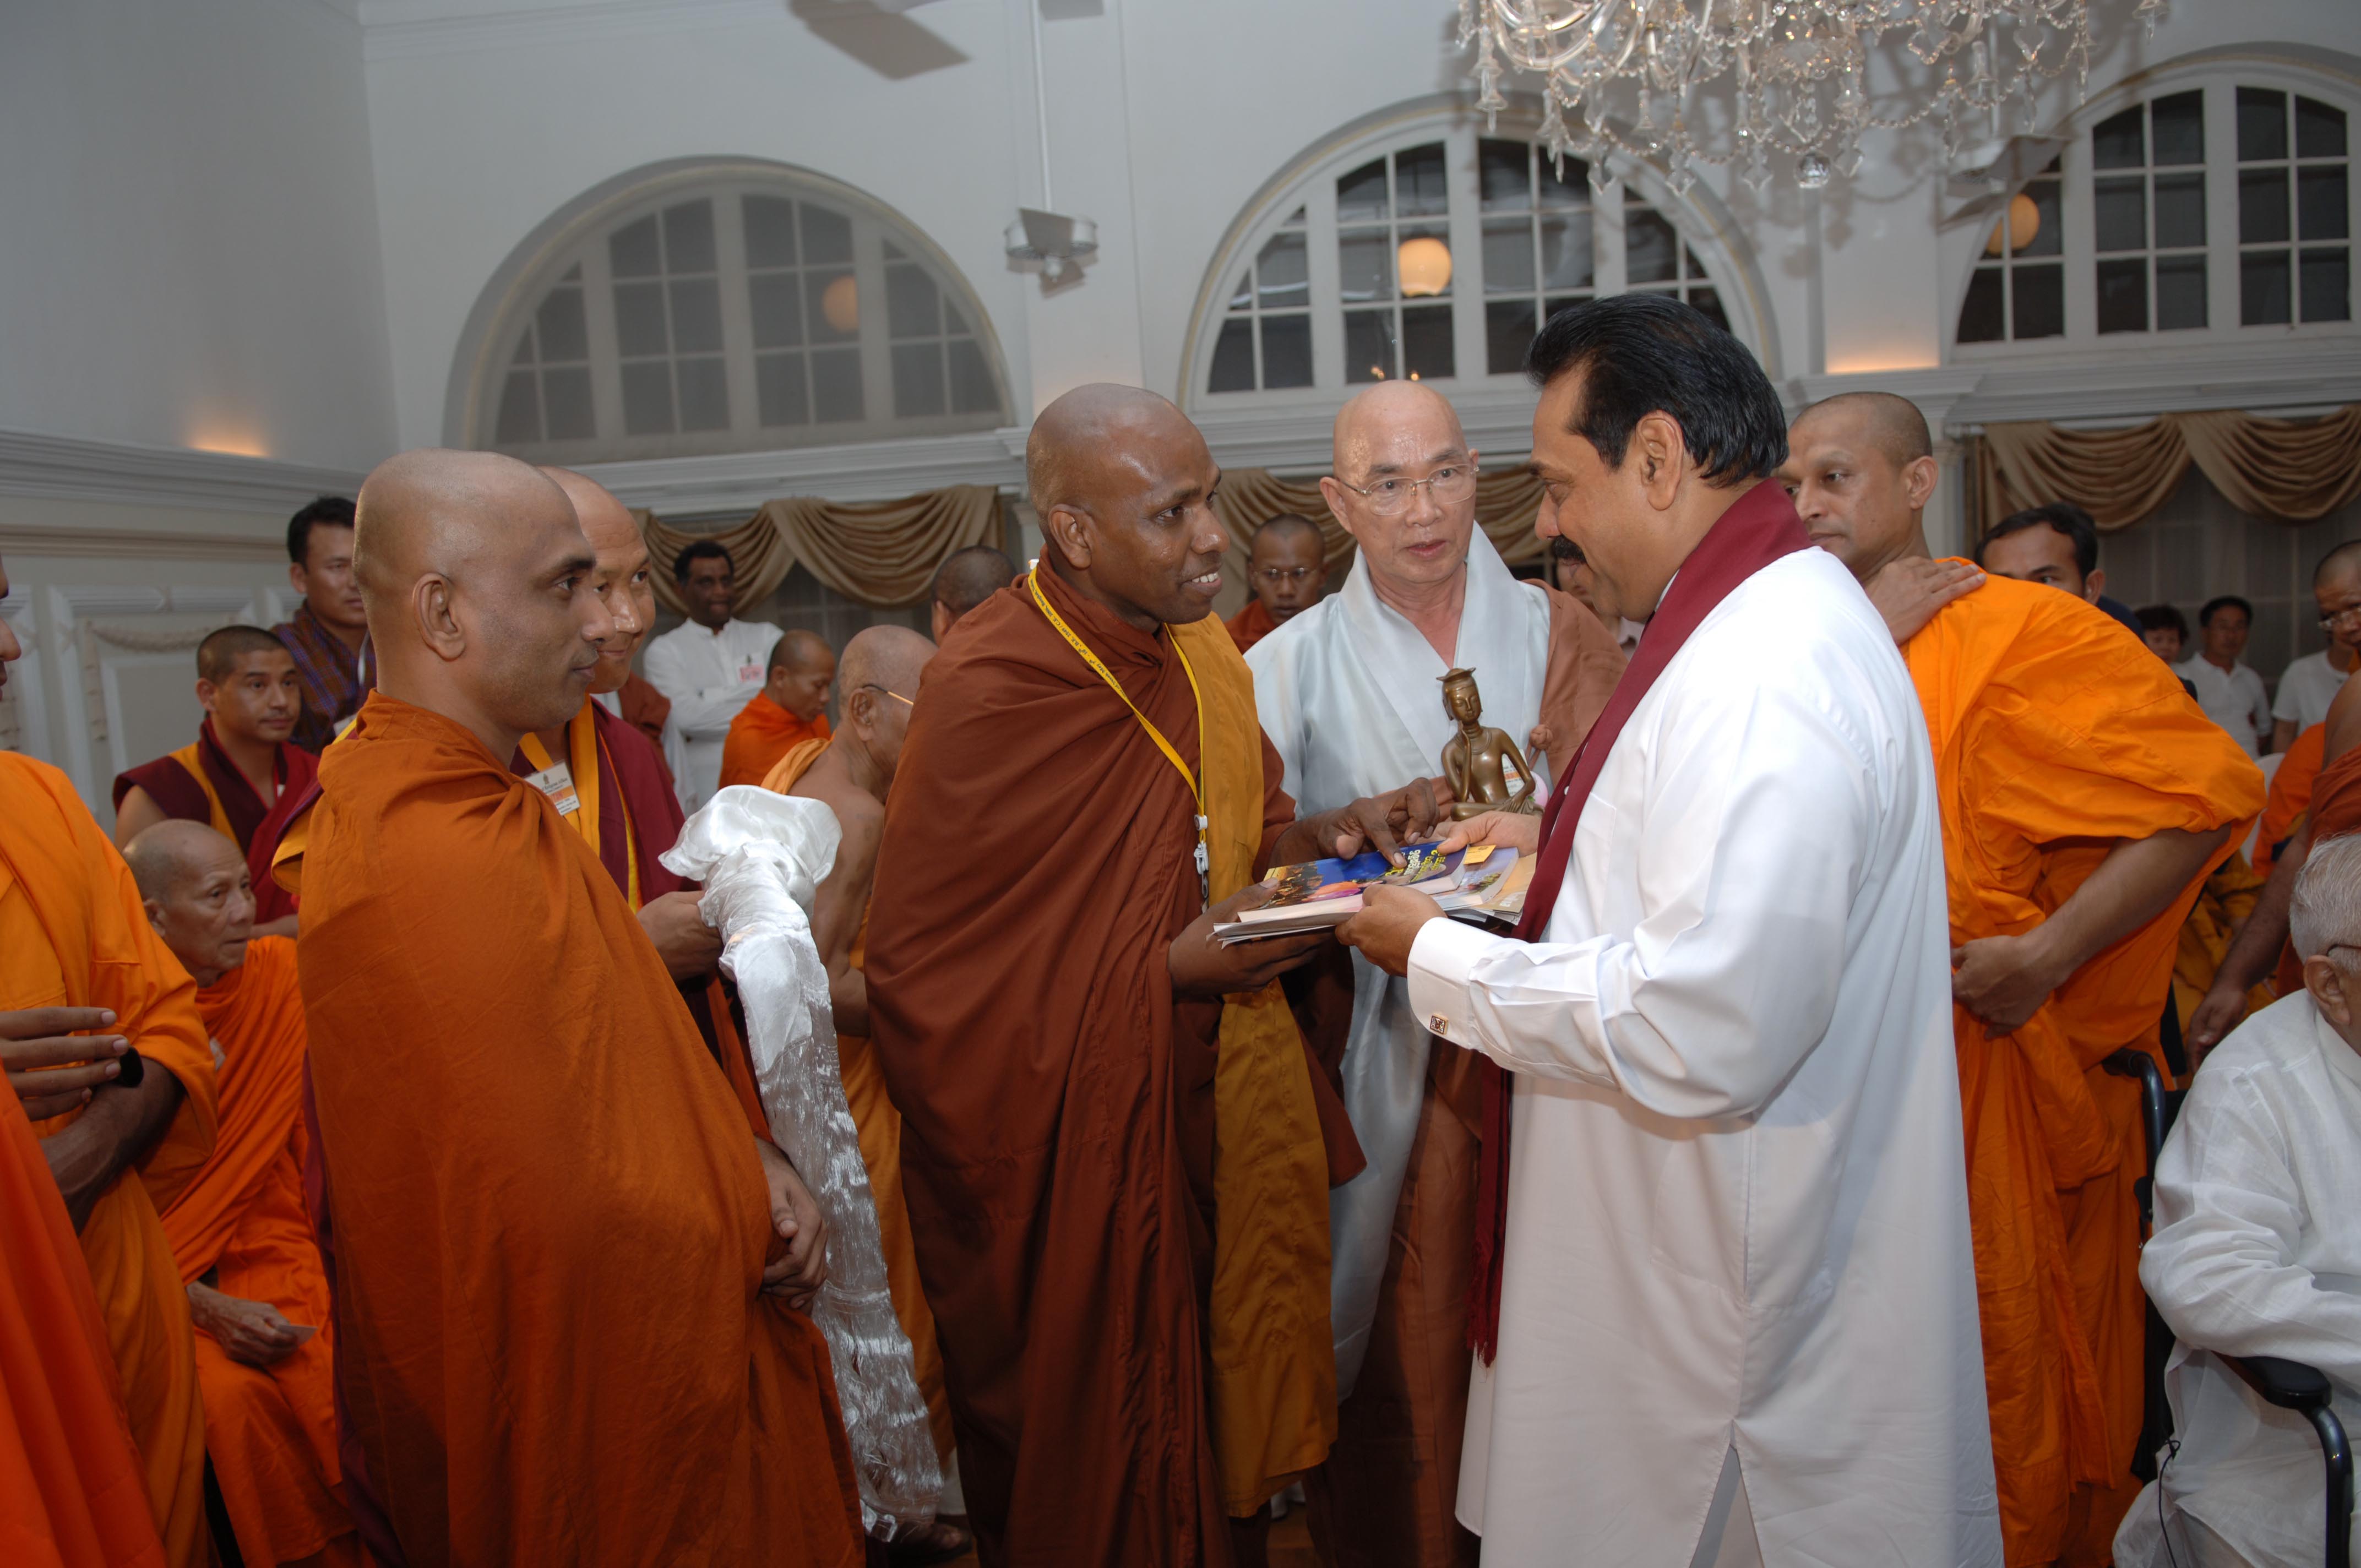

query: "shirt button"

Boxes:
[1429, 1014, 1449, 1035]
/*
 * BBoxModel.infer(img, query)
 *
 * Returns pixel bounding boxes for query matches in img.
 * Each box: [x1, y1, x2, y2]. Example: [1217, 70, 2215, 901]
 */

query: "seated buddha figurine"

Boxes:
[1438, 666, 1540, 820]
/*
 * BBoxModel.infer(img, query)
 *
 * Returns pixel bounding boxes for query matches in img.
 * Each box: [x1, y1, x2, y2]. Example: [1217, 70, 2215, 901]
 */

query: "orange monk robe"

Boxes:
[1902, 576, 2262, 1568]
[0, 753, 219, 1568]
[157, 937, 357, 1568]
[867, 569, 1345, 1564]
[297, 693, 862, 1566]
[1225, 598, 1278, 654]
[718, 692, 829, 791]
[763, 737, 956, 1465]
[2255, 721, 2325, 874]
[2170, 852, 2276, 1047]
[0, 1054, 167, 1568]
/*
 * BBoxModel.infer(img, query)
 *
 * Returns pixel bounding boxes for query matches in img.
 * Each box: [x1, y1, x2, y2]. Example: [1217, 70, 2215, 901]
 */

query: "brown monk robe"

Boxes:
[0, 749, 219, 1568]
[296, 449, 861, 1565]
[126, 824, 358, 1568]
[763, 624, 976, 1564]
[867, 385, 1443, 1567]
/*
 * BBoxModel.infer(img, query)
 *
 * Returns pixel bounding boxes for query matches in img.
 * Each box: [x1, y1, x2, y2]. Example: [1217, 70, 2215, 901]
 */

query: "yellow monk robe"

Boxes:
[1903, 575, 2262, 1567]
[2169, 851, 2276, 1047]
[0, 1057, 167, 1568]
[762, 736, 955, 1464]
[719, 692, 829, 791]
[157, 937, 357, 1568]
[298, 693, 863, 1565]
[0, 752, 219, 1568]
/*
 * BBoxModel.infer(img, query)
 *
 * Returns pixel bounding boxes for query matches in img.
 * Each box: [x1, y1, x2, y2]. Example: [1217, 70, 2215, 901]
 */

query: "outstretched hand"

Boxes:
[755, 1139, 829, 1312]
[1430, 811, 1543, 856]
[1, 1008, 129, 1121]
[1864, 558, 1983, 646]
[1324, 777, 1452, 865]
[1169, 885, 1330, 1000]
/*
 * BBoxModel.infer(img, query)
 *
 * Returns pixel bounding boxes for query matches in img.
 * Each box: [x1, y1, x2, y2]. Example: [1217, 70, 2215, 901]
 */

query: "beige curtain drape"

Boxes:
[1209, 467, 1553, 585]
[638, 483, 1005, 613]
[1972, 405, 2361, 536]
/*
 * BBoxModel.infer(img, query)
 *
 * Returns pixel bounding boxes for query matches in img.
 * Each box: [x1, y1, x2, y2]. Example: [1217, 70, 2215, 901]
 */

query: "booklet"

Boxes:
[1215, 844, 1504, 943]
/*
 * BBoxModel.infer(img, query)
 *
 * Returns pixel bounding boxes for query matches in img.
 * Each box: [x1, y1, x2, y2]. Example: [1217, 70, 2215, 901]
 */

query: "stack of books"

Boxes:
[1214, 843, 1531, 944]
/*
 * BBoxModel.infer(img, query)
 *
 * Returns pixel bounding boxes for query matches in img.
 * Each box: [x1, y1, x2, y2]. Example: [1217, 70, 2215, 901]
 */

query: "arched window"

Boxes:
[457, 162, 1010, 462]
[1189, 107, 1760, 405]
[1954, 66, 2353, 351]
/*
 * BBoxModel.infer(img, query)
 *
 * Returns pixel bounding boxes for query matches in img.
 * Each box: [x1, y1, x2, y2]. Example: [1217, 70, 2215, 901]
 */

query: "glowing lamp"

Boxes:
[1983, 193, 2041, 257]
[1397, 236, 1452, 297]
[822, 275, 861, 334]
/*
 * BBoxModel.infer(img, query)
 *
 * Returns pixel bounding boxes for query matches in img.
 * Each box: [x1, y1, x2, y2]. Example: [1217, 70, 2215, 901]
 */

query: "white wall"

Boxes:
[0, 0, 396, 470]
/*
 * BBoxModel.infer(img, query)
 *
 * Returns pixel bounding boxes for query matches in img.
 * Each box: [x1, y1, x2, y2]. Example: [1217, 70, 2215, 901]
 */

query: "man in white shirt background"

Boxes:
[639, 539, 787, 811]
[2270, 541, 2361, 753]
[1339, 295, 1998, 1567]
[2176, 595, 2273, 756]
[2114, 831, 2361, 1568]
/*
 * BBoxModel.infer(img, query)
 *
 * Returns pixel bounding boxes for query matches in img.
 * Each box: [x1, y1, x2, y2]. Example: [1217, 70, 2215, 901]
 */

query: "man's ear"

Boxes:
[1316, 477, 1362, 542]
[1044, 503, 1094, 570]
[414, 575, 466, 663]
[194, 678, 220, 716]
[2084, 567, 2107, 604]
[1630, 412, 1687, 510]
[844, 686, 877, 736]
[1901, 455, 1940, 513]
[287, 562, 307, 595]
[2305, 954, 2355, 1030]
[142, 893, 168, 936]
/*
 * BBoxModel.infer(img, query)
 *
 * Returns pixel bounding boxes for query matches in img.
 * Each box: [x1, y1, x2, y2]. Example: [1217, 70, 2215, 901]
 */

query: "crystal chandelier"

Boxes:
[1460, 1, 2168, 193]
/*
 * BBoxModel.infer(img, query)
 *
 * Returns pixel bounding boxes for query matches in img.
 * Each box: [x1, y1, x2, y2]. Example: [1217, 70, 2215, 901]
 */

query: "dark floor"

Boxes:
[938, 1506, 1319, 1566]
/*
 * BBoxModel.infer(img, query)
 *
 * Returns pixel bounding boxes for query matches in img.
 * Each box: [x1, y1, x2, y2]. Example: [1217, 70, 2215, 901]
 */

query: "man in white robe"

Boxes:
[640, 538, 787, 811]
[2115, 831, 2361, 1568]
[1248, 380, 1622, 1565]
[1341, 295, 1999, 1567]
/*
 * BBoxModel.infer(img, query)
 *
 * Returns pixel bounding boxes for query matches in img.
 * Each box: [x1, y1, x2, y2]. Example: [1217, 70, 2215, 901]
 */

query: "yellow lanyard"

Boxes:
[1027, 567, 1211, 908]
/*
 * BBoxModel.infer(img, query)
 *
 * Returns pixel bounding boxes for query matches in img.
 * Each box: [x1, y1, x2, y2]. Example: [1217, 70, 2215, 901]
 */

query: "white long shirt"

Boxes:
[640, 617, 786, 812]
[1247, 530, 1553, 1394]
[1405, 547, 1999, 1565]
[2273, 648, 2352, 734]
[2176, 655, 2272, 756]
[2115, 990, 2361, 1568]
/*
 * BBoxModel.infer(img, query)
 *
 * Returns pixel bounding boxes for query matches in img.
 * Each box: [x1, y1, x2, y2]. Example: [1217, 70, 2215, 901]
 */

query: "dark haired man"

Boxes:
[640, 539, 787, 811]
[2135, 602, 2189, 665]
[1780, 390, 2261, 1566]
[1975, 502, 2148, 637]
[2173, 595, 2270, 757]
[1340, 298, 1999, 1564]
[271, 496, 372, 752]
[113, 627, 314, 937]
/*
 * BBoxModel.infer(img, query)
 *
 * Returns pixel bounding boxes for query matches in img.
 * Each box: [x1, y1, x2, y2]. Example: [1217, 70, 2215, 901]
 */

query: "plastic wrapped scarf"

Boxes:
[663, 786, 943, 1538]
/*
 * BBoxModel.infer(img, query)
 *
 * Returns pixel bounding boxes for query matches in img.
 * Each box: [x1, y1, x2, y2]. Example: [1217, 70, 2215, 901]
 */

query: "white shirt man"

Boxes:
[1339, 298, 1995, 1566]
[2273, 646, 2352, 735]
[2115, 832, 2361, 1568]
[2177, 597, 2272, 756]
[640, 543, 785, 812]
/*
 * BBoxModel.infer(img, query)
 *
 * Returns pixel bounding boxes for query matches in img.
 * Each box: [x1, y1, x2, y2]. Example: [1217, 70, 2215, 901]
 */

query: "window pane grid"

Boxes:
[1480, 139, 1596, 374]
[2089, 94, 2208, 334]
[1340, 147, 1456, 384]
[496, 264, 596, 444]
[1958, 161, 2064, 343]
[1625, 192, 1729, 332]
[2238, 89, 2350, 325]
[1209, 209, 1312, 393]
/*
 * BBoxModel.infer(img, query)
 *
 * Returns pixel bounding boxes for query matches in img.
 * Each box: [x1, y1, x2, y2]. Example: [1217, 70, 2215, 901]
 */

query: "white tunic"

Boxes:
[640, 616, 786, 811]
[1248, 530, 1554, 1392]
[2174, 656, 2272, 756]
[2115, 990, 2361, 1568]
[1405, 548, 1999, 1565]
[2272, 648, 2351, 735]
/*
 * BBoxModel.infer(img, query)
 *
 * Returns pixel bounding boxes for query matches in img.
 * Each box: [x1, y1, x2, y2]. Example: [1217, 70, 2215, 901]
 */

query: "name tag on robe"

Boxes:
[737, 661, 763, 683]
[525, 762, 581, 817]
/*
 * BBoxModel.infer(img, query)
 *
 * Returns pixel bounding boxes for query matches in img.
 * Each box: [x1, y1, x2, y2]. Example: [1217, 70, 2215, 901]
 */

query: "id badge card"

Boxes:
[737, 660, 763, 684]
[526, 761, 581, 816]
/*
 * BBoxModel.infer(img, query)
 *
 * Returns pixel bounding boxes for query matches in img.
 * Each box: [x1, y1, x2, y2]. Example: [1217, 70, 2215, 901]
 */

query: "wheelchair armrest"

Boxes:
[2102, 1048, 2168, 1169]
[2226, 1354, 2333, 1413]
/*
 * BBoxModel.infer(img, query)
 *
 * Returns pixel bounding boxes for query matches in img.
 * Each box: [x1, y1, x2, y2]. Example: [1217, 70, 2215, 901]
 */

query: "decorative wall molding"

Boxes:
[1949, 342, 2361, 428]
[579, 429, 1029, 518]
[0, 427, 365, 519]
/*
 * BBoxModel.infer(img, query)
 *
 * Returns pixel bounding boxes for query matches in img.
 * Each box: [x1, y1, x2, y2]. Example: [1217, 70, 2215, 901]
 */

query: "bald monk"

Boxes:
[1226, 514, 1325, 653]
[929, 544, 1017, 643]
[1783, 391, 2262, 1567]
[0, 582, 172, 1568]
[719, 630, 834, 790]
[763, 624, 973, 1563]
[868, 384, 1444, 1566]
[122, 823, 356, 1568]
[114, 626, 315, 935]
[296, 449, 861, 1564]
[0, 562, 220, 1568]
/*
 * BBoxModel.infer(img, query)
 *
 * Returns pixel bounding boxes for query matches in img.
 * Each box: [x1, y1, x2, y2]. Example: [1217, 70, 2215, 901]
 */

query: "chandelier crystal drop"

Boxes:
[1459, 0, 2169, 191]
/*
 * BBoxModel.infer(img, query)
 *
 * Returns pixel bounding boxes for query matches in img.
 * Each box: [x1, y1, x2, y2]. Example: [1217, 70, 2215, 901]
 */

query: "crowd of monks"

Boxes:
[2, 293, 2346, 1568]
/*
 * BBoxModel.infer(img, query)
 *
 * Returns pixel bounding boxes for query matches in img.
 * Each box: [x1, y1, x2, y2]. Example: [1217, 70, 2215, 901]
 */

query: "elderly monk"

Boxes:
[929, 544, 1017, 643]
[122, 823, 357, 1568]
[296, 449, 861, 1565]
[0, 580, 173, 1568]
[0, 574, 220, 1566]
[1226, 514, 1326, 653]
[1246, 379, 1623, 1568]
[867, 384, 1445, 1566]
[1783, 391, 2262, 1567]
[719, 630, 835, 790]
[114, 627, 315, 935]
[763, 624, 973, 1564]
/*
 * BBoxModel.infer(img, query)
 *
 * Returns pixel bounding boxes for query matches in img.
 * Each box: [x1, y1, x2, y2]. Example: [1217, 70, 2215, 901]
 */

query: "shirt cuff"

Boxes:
[1406, 916, 1506, 1048]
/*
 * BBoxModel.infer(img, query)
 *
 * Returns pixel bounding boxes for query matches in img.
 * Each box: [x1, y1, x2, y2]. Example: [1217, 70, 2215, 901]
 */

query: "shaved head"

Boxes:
[196, 625, 289, 684]
[1026, 384, 1228, 629]
[1321, 380, 1478, 598]
[1256, 513, 1324, 551]
[840, 624, 935, 698]
[1331, 380, 1470, 479]
[838, 623, 935, 781]
[2318, 540, 2361, 589]
[1793, 391, 1933, 467]
[932, 546, 1016, 618]
[540, 467, 654, 692]
[355, 448, 612, 757]
[762, 629, 836, 722]
[1248, 514, 1327, 622]
[769, 628, 834, 676]
[125, 820, 253, 984]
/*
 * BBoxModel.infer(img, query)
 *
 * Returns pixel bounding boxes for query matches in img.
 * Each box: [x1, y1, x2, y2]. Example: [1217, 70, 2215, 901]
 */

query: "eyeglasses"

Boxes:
[1253, 566, 1319, 586]
[2320, 605, 2361, 630]
[859, 684, 915, 707]
[1334, 463, 1477, 517]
